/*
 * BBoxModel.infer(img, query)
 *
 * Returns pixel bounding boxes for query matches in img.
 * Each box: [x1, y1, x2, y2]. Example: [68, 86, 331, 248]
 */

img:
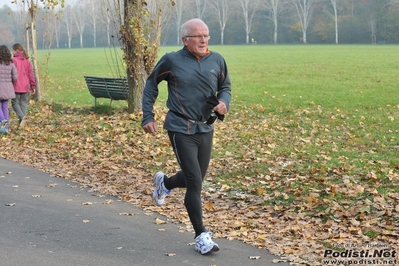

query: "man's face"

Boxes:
[182, 22, 209, 57]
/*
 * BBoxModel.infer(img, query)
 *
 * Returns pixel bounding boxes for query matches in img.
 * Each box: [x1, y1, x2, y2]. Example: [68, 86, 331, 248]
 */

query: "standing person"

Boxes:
[12, 43, 36, 128]
[142, 18, 231, 255]
[0, 45, 18, 134]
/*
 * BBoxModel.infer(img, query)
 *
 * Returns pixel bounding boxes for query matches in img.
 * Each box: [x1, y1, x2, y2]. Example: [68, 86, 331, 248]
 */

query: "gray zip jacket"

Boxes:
[142, 46, 232, 135]
[0, 63, 17, 100]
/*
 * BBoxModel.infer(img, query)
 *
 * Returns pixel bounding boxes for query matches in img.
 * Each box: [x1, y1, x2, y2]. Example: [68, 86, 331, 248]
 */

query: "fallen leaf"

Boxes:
[156, 218, 167, 224]
[119, 212, 135, 216]
[103, 199, 113, 204]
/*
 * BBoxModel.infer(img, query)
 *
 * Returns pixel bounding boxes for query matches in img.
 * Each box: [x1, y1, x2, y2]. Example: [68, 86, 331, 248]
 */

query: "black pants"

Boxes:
[164, 131, 213, 237]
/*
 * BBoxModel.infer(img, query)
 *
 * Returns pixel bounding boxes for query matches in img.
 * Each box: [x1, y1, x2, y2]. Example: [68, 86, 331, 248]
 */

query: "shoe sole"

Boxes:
[195, 244, 220, 255]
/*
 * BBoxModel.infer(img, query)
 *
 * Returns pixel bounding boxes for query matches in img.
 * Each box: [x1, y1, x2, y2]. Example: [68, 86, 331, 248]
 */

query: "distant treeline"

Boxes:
[0, 0, 398, 49]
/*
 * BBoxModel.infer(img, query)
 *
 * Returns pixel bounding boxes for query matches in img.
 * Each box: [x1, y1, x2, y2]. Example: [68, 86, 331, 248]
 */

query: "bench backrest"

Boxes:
[84, 76, 129, 100]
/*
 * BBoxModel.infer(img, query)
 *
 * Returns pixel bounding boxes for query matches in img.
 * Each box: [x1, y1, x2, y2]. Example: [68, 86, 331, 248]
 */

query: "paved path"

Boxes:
[0, 157, 291, 266]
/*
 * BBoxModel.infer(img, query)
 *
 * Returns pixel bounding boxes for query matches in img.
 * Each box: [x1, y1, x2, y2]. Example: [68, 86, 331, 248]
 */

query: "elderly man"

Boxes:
[142, 18, 231, 255]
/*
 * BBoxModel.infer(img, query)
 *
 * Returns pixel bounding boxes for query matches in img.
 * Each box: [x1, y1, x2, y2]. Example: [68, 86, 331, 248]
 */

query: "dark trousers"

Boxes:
[164, 131, 213, 237]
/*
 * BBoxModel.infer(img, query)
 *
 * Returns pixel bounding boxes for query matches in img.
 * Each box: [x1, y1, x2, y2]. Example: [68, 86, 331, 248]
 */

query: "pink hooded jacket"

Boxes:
[13, 52, 36, 93]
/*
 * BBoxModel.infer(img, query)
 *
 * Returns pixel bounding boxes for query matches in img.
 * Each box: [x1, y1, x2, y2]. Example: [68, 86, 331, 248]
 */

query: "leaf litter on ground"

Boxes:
[1, 101, 399, 265]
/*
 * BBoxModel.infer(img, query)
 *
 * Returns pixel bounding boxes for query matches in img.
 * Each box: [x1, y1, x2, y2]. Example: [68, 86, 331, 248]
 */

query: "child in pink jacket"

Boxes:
[12, 43, 36, 128]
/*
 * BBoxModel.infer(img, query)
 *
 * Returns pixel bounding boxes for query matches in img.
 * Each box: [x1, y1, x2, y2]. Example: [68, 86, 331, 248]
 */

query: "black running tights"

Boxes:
[164, 131, 213, 237]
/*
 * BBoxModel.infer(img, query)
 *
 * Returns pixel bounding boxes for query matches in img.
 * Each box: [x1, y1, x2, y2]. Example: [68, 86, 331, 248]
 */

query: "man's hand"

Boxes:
[213, 101, 227, 115]
[142, 121, 158, 135]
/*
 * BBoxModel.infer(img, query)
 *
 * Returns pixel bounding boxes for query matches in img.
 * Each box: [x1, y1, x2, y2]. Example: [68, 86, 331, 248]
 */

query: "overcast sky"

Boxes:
[0, 0, 12, 8]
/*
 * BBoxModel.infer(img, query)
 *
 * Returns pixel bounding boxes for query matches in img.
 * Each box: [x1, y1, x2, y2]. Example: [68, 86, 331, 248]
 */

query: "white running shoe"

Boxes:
[152, 172, 171, 206]
[195, 231, 220, 255]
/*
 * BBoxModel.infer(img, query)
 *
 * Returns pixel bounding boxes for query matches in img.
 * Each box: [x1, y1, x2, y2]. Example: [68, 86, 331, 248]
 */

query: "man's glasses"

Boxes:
[185, 35, 211, 40]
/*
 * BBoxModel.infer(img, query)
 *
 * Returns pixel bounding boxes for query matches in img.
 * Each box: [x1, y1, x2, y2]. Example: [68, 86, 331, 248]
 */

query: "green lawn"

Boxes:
[39, 45, 399, 110]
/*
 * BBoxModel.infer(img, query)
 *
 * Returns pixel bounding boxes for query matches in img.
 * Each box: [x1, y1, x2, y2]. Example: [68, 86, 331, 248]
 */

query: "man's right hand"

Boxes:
[142, 121, 158, 135]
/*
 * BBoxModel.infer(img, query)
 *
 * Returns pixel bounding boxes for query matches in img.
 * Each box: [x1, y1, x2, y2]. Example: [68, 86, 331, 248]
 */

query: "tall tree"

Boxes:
[13, 0, 65, 101]
[10, 3, 27, 44]
[362, 0, 389, 43]
[73, 0, 86, 48]
[62, 4, 74, 48]
[291, 0, 316, 43]
[210, 0, 232, 44]
[237, 0, 261, 44]
[99, 0, 114, 47]
[118, 0, 168, 113]
[264, 0, 285, 44]
[330, 0, 339, 44]
[318, 0, 339, 44]
[172, 0, 184, 45]
[0, 6, 16, 46]
[193, 0, 208, 19]
[85, 0, 99, 47]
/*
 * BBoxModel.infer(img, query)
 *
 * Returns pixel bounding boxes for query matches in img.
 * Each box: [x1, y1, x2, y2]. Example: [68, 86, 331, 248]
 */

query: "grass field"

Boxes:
[38, 44, 399, 166]
[39, 45, 399, 109]
[39, 44, 399, 164]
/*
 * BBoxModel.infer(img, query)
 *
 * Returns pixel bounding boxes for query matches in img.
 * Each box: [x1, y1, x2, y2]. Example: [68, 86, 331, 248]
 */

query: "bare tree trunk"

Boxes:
[30, 22, 41, 100]
[210, 0, 232, 45]
[121, 0, 161, 113]
[238, 0, 260, 45]
[25, 23, 30, 56]
[25, 1, 41, 102]
[333, 0, 338, 44]
[193, 0, 207, 19]
[292, 0, 316, 44]
[173, 0, 183, 45]
[63, 5, 74, 48]
[264, 0, 282, 44]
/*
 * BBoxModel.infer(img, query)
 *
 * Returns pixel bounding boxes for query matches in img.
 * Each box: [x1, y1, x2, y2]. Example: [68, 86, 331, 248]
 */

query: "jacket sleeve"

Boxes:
[141, 54, 170, 126]
[12, 63, 18, 83]
[217, 57, 232, 111]
[27, 61, 37, 88]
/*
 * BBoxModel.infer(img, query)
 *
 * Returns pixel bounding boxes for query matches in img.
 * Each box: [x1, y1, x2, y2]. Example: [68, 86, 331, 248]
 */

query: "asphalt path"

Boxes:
[0, 157, 291, 266]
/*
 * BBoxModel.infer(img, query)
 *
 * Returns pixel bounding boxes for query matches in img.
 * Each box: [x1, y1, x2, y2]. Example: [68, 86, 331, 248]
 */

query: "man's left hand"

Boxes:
[213, 101, 227, 115]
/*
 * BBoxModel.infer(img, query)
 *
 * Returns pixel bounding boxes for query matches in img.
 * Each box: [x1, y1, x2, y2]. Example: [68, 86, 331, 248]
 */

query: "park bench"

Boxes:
[84, 76, 129, 106]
